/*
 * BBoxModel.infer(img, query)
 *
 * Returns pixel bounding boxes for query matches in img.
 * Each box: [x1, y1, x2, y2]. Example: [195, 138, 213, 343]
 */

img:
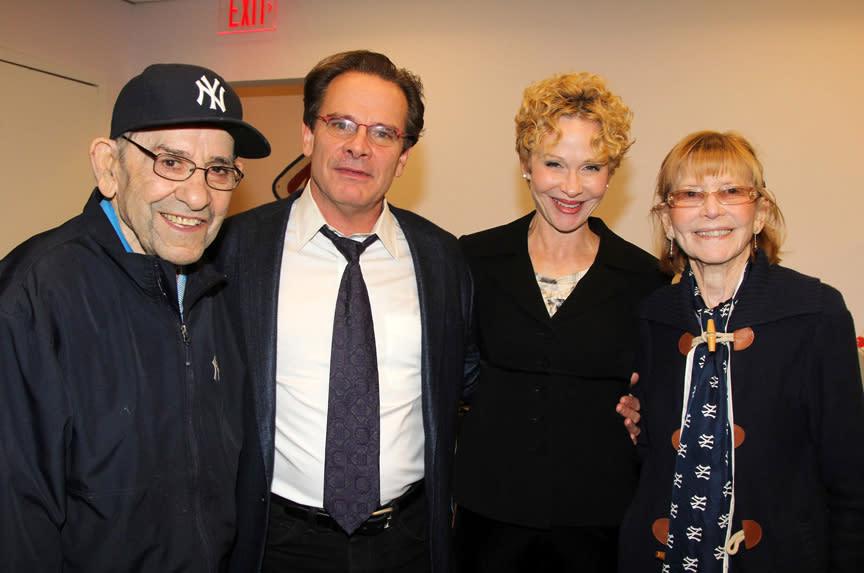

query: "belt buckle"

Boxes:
[365, 506, 393, 533]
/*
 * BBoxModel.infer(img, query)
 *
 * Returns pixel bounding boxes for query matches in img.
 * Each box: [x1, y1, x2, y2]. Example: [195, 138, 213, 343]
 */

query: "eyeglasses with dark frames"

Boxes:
[120, 135, 244, 191]
[665, 186, 761, 208]
[317, 116, 405, 147]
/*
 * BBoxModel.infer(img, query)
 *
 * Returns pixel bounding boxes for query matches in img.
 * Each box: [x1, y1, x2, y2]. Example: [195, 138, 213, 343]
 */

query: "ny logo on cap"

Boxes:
[195, 74, 227, 113]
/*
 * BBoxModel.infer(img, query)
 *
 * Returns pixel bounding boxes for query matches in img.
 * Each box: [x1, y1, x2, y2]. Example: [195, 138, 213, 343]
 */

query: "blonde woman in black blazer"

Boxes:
[452, 73, 668, 573]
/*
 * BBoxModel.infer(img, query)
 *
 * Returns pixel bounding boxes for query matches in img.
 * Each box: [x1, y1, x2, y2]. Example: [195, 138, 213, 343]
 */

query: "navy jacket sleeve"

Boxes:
[810, 287, 864, 570]
[0, 302, 68, 569]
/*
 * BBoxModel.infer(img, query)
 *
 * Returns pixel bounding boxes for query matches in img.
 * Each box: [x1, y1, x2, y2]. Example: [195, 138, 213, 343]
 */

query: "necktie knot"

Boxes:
[320, 226, 378, 264]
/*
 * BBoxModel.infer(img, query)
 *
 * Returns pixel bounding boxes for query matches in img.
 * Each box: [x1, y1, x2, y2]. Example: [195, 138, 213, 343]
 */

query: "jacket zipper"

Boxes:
[158, 265, 218, 570]
[180, 309, 214, 571]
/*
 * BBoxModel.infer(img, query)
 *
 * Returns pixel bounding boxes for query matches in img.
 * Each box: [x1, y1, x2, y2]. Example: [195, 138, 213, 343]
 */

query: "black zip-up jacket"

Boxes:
[0, 190, 244, 571]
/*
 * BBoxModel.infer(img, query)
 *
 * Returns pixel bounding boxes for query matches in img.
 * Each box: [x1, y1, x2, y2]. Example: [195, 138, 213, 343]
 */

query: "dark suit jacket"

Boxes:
[620, 251, 864, 572]
[453, 215, 668, 528]
[210, 191, 476, 573]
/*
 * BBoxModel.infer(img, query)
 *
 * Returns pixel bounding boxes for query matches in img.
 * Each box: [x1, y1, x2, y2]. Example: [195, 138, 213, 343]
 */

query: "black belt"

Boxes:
[270, 480, 424, 536]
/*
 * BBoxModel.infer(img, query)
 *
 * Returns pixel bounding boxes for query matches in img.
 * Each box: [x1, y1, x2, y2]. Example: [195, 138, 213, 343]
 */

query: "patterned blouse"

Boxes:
[535, 269, 588, 316]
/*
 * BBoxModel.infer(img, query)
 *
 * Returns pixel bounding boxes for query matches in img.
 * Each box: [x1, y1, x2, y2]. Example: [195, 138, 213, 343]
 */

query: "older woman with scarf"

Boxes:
[619, 131, 864, 572]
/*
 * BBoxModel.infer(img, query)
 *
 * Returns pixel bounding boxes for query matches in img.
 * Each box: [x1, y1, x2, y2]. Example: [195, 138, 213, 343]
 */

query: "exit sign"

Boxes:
[218, 0, 277, 34]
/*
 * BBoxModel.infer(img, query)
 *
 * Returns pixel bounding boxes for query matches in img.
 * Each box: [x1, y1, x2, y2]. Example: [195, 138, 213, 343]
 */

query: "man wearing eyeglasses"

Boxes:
[212, 50, 476, 573]
[0, 63, 270, 571]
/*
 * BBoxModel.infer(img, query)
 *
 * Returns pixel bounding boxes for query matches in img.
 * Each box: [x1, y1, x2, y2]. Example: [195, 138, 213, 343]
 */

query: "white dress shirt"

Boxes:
[271, 187, 424, 507]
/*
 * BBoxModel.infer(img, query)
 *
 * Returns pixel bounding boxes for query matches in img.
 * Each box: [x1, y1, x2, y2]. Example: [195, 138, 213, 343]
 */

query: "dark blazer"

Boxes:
[619, 251, 864, 572]
[210, 191, 476, 573]
[453, 215, 668, 528]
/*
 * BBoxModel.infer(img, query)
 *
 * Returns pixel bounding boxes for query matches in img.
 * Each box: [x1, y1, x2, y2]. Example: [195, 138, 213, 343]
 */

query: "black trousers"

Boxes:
[263, 487, 431, 573]
[453, 506, 618, 573]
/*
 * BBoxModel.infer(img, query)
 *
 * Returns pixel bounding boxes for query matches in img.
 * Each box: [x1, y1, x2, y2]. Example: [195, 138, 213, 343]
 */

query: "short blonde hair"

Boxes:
[515, 72, 633, 174]
[652, 130, 785, 274]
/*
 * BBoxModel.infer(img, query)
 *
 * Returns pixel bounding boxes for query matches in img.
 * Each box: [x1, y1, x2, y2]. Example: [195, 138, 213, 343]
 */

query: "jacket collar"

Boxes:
[642, 250, 823, 332]
[85, 188, 227, 311]
[467, 214, 650, 322]
[468, 214, 649, 272]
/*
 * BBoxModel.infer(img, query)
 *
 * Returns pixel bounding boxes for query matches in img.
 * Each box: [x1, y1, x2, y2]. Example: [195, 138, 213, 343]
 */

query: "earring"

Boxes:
[606, 184, 609, 189]
[752, 233, 758, 254]
[522, 173, 530, 180]
[668, 237, 675, 261]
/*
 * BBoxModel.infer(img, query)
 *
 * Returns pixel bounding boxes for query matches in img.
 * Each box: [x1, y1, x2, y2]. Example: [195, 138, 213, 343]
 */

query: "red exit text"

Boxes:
[218, 0, 277, 34]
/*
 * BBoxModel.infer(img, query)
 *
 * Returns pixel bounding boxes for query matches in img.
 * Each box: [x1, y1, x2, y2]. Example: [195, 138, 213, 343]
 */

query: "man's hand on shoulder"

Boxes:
[617, 372, 641, 445]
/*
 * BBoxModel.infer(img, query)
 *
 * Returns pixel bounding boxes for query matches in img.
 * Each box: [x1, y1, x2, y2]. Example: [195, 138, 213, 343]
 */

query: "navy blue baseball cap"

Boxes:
[110, 63, 270, 159]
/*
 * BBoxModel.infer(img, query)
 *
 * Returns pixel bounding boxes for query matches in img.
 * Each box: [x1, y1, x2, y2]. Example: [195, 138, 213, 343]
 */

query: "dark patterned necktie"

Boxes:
[665, 269, 741, 572]
[320, 225, 381, 535]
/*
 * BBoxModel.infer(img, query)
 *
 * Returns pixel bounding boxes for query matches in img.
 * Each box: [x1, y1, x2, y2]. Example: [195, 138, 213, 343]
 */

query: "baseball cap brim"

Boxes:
[114, 116, 271, 159]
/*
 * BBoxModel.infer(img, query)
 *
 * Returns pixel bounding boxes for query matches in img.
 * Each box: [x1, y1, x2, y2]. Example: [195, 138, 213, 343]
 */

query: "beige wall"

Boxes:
[0, 59, 102, 253]
[2, 0, 862, 329]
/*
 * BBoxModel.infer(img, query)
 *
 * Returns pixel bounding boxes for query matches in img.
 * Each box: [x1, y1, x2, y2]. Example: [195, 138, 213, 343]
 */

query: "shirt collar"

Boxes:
[292, 182, 402, 259]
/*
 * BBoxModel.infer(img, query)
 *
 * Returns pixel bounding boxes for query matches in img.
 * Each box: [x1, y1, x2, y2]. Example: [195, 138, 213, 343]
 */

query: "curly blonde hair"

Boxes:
[652, 130, 786, 275]
[515, 73, 633, 174]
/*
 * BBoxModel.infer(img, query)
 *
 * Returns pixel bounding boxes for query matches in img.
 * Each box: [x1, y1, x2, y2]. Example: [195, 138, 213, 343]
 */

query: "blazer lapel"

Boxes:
[472, 214, 550, 323]
[499, 240, 551, 323]
[395, 214, 440, 388]
[244, 193, 298, 482]
[551, 218, 636, 321]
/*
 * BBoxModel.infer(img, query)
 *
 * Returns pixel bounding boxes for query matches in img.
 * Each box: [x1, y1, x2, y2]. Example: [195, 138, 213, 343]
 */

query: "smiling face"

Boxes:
[661, 172, 767, 279]
[302, 71, 411, 235]
[100, 127, 238, 265]
[523, 116, 609, 237]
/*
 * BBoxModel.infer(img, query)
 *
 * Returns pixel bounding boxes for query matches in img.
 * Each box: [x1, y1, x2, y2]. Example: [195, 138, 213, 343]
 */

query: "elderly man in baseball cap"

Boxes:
[0, 63, 269, 571]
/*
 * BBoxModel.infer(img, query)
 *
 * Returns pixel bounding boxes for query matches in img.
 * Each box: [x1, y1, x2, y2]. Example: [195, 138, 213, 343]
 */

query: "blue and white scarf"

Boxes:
[664, 265, 747, 572]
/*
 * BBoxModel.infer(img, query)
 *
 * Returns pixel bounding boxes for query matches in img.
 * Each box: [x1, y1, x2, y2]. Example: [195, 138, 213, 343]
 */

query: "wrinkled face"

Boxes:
[523, 116, 609, 236]
[112, 127, 238, 265]
[661, 172, 767, 275]
[302, 71, 411, 234]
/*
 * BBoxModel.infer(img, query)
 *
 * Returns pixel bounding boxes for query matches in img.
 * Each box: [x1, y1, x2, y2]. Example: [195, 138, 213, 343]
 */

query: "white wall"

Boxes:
[0, 0, 136, 120]
[2, 0, 862, 329]
[0, 1, 135, 255]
